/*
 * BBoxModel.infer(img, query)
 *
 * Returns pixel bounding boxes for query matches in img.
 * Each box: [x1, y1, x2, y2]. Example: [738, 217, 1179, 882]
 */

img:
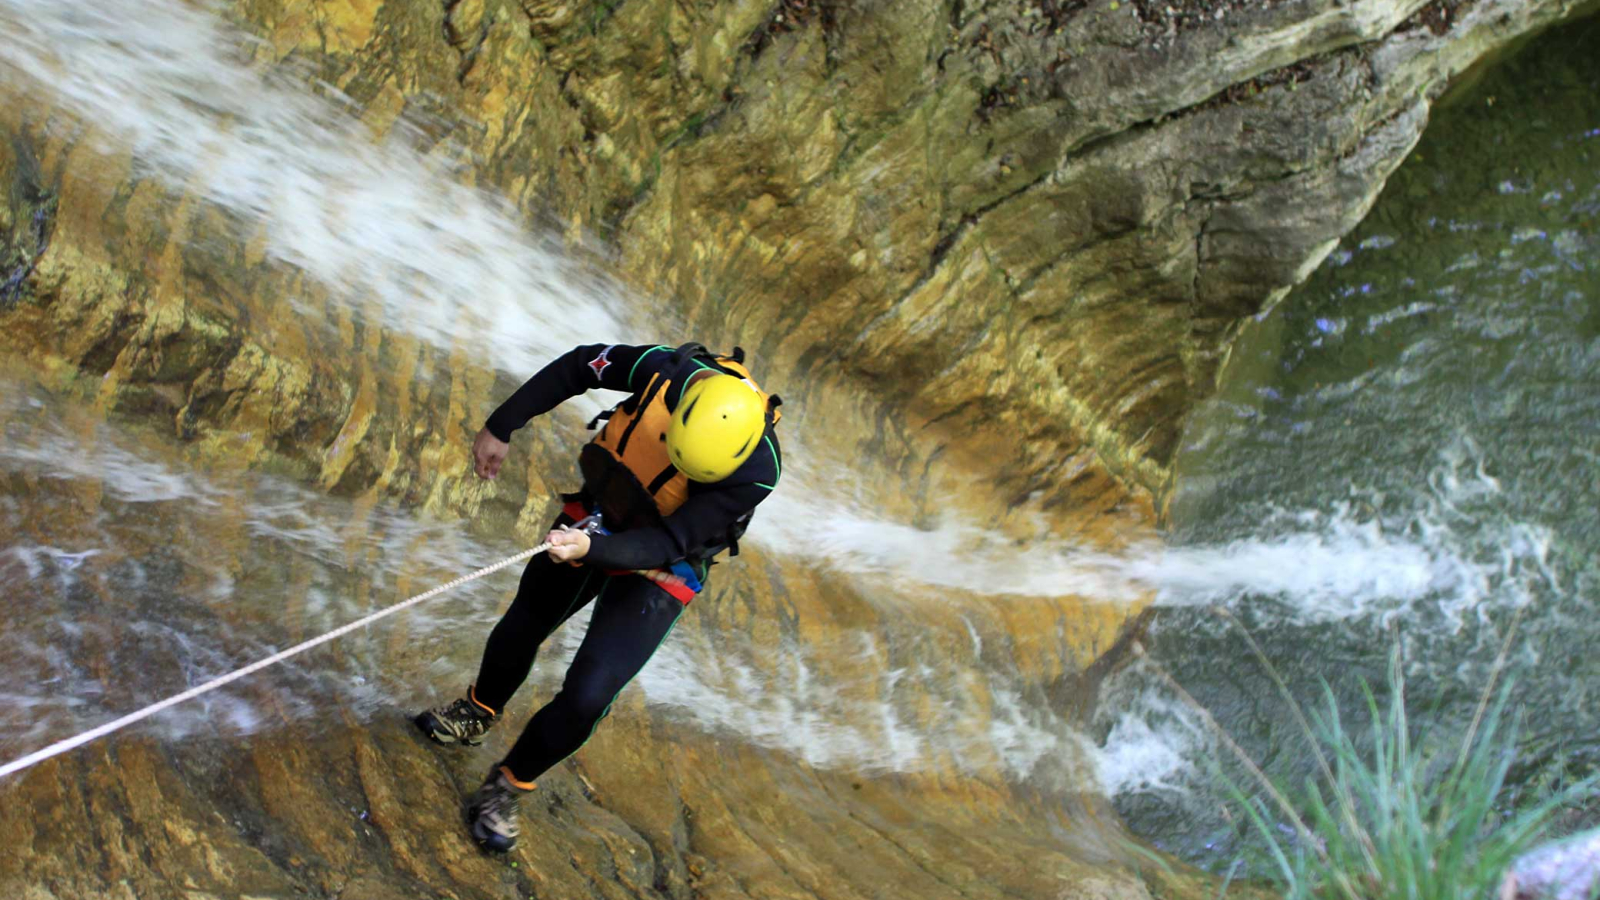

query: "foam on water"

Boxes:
[1091, 660, 1212, 797]
[1082, 437, 1564, 801]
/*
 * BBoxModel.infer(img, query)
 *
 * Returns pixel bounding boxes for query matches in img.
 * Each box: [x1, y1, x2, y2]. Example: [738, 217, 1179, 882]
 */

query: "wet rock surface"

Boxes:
[0, 0, 1581, 507]
[0, 721, 1143, 900]
[0, 360, 1158, 898]
[0, 0, 1591, 896]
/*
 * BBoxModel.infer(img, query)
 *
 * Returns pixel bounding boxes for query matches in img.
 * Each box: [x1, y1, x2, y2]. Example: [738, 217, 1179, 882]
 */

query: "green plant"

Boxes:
[1222, 651, 1592, 900]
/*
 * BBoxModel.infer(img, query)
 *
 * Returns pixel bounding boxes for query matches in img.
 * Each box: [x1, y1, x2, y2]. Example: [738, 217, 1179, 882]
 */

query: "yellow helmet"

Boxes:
[666, 373, 766, 482]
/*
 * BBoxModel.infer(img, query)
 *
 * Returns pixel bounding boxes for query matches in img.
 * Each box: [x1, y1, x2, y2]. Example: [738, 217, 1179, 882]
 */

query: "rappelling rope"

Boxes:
[0, 541, 554, 781]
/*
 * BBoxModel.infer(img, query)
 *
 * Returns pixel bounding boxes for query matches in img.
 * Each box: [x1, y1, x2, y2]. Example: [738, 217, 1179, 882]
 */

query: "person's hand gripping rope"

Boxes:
[545, 523, 592, 563]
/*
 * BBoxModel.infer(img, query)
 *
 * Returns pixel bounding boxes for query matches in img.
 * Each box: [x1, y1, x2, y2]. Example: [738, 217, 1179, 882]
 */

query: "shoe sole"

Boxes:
[466, 805, 517, 853]
[413, 711, 483, 747]
[470, 818, 516, 853]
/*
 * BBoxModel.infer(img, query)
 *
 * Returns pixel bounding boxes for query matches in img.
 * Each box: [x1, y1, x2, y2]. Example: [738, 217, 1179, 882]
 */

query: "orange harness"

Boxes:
[571, 349, 780, 604]
[586, 355, 777, 517]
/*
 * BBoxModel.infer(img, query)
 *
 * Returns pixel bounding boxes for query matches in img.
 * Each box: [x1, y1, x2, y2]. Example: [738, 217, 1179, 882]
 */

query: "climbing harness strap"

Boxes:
[560, 500, 702, 605]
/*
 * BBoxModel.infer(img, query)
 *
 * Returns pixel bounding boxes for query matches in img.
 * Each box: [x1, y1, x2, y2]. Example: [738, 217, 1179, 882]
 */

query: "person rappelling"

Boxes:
[414, 342, 782, 852]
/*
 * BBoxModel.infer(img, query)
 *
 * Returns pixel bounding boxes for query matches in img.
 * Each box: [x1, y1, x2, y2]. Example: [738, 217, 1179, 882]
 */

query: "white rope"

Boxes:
[0, 542, 552, 781]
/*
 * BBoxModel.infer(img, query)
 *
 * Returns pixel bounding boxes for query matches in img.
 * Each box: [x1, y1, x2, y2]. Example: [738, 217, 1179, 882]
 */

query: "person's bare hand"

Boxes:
[473, 428, 510, 479]
[545, 528, 591, 563]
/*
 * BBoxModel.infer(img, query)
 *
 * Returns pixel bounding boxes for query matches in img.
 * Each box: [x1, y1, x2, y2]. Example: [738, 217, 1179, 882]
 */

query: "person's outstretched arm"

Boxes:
[472, 343, 674, 479]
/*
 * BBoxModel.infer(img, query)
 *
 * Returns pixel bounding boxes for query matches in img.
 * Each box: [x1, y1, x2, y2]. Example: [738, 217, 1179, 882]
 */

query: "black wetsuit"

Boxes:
[474, 343, 781, 783]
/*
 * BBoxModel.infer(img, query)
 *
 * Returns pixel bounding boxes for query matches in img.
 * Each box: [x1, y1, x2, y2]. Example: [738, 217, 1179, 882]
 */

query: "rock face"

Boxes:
[1507, 828, 1600, 900]
[1, 0, 1585, 509]
[0, 0, 1588, 897]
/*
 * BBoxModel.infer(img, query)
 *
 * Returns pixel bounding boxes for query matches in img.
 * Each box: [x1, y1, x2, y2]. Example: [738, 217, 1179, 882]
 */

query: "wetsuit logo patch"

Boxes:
[587, 346, 613, 380]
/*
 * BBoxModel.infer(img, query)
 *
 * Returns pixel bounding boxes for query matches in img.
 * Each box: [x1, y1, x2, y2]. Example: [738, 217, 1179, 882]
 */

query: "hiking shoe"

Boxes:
[414, 693, 497, 746]
[467, 766, 533, 853]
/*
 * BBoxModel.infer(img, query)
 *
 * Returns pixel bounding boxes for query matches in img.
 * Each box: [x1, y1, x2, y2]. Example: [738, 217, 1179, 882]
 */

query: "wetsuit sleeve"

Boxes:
[583, 482, 772, 570]
[483, 343, 673, 441]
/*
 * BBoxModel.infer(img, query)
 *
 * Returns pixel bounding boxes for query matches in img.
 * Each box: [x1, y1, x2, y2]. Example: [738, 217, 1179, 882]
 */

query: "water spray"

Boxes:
[0, 517, 608, 781]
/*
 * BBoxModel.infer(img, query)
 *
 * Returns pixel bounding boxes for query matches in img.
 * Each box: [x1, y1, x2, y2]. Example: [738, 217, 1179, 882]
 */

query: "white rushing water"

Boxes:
[1086, 432, 1562, 799]
[0, 0, 1522, 628]
[0, 0, 1564, 802]
[1, 385, 1551, 794]
[0, 391, 1083, 782]
[0, 0, 1119, 786]
[766, 440, 1554, 634]
[0, 0, 631, 378]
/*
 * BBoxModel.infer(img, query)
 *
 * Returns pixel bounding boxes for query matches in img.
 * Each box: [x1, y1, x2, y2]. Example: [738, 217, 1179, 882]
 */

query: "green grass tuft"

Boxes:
[1222, 652, 1593, 900]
